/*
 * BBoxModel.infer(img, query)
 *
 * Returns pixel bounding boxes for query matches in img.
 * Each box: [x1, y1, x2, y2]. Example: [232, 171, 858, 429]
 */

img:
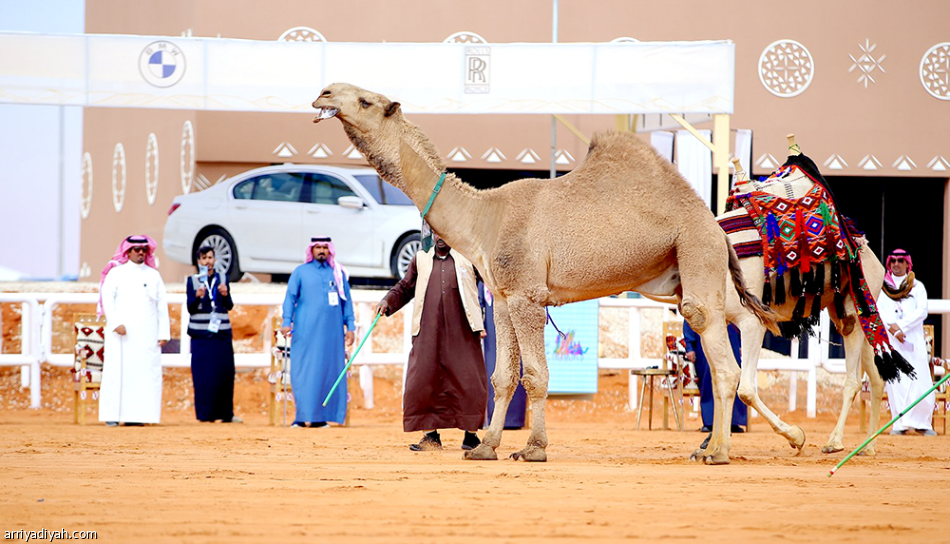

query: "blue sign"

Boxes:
[544, 300, 598, 394]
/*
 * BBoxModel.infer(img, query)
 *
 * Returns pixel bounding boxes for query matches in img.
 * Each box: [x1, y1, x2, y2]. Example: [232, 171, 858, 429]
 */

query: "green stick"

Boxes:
[323, 312, 383, 407]
[829, 372, 950, 477]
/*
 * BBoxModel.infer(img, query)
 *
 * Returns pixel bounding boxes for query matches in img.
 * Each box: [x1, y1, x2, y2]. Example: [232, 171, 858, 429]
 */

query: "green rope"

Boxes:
[420, 172, 447, 220]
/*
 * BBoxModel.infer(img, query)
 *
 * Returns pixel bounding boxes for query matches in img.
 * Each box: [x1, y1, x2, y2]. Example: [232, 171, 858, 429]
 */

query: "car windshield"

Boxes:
[354, 174, 413, 206]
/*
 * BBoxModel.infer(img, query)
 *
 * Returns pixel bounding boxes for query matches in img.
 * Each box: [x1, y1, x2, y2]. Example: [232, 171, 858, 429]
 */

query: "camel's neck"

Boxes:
[345, 121, 497, 270]
[415, 173, 498, 269]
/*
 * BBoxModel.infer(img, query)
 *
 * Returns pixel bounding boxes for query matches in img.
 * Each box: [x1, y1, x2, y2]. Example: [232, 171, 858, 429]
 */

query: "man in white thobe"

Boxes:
[877, 248, 936, 436]
[97, 235, 170, 426]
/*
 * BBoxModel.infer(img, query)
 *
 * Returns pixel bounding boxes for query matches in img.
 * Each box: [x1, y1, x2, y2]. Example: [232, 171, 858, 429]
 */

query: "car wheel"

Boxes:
[391, 233, 422, 278]
[195, 228, 243, 283]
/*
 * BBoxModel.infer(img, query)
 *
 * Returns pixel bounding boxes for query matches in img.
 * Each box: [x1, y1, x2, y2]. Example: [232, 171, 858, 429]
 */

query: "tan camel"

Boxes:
[722, 244, 886, 456]
[714, 150, 887, 457]
[312, 83, 778, 464]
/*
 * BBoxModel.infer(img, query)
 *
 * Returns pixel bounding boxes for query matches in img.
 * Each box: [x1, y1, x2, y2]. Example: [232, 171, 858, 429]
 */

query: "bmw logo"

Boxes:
[139, 41, 186, 88]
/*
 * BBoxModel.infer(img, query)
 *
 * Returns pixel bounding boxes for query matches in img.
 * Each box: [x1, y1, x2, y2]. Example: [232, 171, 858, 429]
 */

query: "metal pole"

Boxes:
[58, 106, 65, 278]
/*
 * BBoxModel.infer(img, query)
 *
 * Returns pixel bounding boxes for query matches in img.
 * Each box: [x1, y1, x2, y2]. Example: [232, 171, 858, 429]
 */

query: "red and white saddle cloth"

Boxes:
[73, 323, 105, 383]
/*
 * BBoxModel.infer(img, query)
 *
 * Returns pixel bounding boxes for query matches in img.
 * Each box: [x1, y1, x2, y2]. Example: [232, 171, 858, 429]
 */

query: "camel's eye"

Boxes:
[321, 90, 331, 97]
[359, 98, 372, 109]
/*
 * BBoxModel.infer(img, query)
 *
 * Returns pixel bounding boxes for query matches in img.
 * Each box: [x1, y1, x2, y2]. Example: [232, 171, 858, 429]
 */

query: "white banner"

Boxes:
[0, 32, 734, 114]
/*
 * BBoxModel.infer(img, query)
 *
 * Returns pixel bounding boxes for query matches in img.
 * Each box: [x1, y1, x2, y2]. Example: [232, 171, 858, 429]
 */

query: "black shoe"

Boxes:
[122, 422, 145, 427]
[461, 431, 481, 450]
[409, 432, 442, 451]
[105, 421, 118, 427]
[291, 421, 306, 428]
[731, 425, 745, 433]
[700, 425, 712, 433]
[310, 422, 328, 428]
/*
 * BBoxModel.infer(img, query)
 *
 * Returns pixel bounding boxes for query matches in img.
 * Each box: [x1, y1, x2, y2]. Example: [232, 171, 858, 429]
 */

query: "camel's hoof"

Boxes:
[509, 446, 547, 462]
[821, 444, 844, 454]
[702, 451, 731, 465]
[857, 445, 876, 457]
[463, 444, 498, 461]
[689, 448, 706, 462]
[788, 425, 806, 451]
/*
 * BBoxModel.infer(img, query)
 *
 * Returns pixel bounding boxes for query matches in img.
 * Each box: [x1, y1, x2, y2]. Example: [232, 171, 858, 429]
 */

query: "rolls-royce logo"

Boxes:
[139, 41, 186, 88]
[464, 46, 490, 94]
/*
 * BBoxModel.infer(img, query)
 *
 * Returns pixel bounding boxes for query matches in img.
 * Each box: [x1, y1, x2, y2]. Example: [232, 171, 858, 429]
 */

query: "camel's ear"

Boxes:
[399, 138, 440, 187]
[384, 101, 401, 118]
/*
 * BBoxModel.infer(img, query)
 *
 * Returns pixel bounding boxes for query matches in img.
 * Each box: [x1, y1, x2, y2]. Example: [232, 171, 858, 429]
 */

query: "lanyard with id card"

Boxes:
[328, 280, 339, 306]
[208, 313, 222, 334]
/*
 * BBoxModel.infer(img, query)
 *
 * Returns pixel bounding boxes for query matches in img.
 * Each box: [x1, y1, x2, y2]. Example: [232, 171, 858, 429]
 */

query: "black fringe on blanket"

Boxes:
[833, 292, 847, 320]
[775, 273, 787, 306]
[809, 295, 822, 324]
[792, 294, 808, 323]
[812, 263, 825, 295]
[790, 268, 802, 298]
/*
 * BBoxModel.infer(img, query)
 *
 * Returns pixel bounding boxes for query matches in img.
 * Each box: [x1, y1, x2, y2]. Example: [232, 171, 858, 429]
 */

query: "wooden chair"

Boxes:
[663, 321, 701, 430]
[632, 321, 687, 431]
[72, 313, 106, 425]
[926, 325, 949, 434]
[268, 316, 293, 426]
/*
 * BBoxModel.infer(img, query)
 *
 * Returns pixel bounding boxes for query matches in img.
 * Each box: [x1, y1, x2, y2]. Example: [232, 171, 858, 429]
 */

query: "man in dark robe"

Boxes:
[377, 233, 488, 451]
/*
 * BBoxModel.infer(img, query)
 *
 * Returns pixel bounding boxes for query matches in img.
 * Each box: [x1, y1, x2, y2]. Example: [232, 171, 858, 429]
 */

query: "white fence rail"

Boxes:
[4, 290, 948, 413]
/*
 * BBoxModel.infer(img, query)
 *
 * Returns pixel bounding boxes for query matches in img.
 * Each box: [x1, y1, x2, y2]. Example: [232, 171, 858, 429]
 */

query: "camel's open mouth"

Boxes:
[312, 107, 339, 123]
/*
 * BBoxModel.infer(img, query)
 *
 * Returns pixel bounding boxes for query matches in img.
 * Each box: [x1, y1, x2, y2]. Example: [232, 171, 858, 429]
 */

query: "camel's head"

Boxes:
[311, 83, 402, 133]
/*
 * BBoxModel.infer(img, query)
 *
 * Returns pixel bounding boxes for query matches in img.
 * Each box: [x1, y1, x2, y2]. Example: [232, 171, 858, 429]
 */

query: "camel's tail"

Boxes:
[726, 232, 781, 335]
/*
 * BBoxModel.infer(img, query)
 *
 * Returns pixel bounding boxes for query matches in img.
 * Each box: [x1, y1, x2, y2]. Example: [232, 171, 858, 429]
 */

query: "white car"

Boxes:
[163, 164, 422, 282]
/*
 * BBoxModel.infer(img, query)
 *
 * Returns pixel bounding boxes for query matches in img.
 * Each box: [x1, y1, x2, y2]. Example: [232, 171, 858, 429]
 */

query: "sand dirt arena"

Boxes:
[1, 387, 948, 543]
[1, 290, 948, 542]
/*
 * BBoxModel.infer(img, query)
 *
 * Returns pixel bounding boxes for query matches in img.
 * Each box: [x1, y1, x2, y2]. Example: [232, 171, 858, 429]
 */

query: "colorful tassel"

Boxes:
[809, 295, 822, 325]
[775, 273, 786, 306]
[762, 277, 773, 307]
[831, 261, 842, 293]
[792, 294, 807, 322]
[813, 263, 825, 295]
[833, 292, 846, 320]
[874, 349, 898, 383]
[888, 348, 917, 380]
[790, 269, 802, 298]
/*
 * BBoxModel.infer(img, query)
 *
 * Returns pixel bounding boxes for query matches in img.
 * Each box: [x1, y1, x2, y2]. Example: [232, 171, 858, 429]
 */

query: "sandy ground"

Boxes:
[1, 400, 948, 543]
[3, 285, 948, 542]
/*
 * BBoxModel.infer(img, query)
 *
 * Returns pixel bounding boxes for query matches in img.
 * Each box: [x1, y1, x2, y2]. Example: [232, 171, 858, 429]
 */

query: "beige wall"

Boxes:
[80, 108, 197, 283]
[80, 0, 950, 282]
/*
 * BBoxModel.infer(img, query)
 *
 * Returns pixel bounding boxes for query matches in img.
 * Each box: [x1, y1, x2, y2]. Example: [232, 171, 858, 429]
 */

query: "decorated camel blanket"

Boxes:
[718, 155, 912, 380]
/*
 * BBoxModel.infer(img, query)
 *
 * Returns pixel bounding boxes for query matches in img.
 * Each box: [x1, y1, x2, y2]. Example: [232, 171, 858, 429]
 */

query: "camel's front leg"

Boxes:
[858, 344, 885, 457]
[689, 316, 739, 465]
[733, 316, 806, 452]
[506, 297, 549, 462]
[822, 318, 866, 454]
[465, 296, 520, 461]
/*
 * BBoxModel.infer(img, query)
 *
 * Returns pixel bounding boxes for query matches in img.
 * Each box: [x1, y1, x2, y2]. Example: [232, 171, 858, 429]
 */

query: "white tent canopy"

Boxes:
[0, 32, 734, 115]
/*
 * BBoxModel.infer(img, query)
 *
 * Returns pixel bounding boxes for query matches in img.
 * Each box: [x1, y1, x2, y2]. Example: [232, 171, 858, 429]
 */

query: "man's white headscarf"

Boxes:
[306, 236, 348, 301]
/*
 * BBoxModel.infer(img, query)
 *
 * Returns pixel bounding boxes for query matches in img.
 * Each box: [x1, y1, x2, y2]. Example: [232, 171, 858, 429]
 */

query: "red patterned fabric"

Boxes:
[74, 322, 105, 383]
[734, 166, 898, 362]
